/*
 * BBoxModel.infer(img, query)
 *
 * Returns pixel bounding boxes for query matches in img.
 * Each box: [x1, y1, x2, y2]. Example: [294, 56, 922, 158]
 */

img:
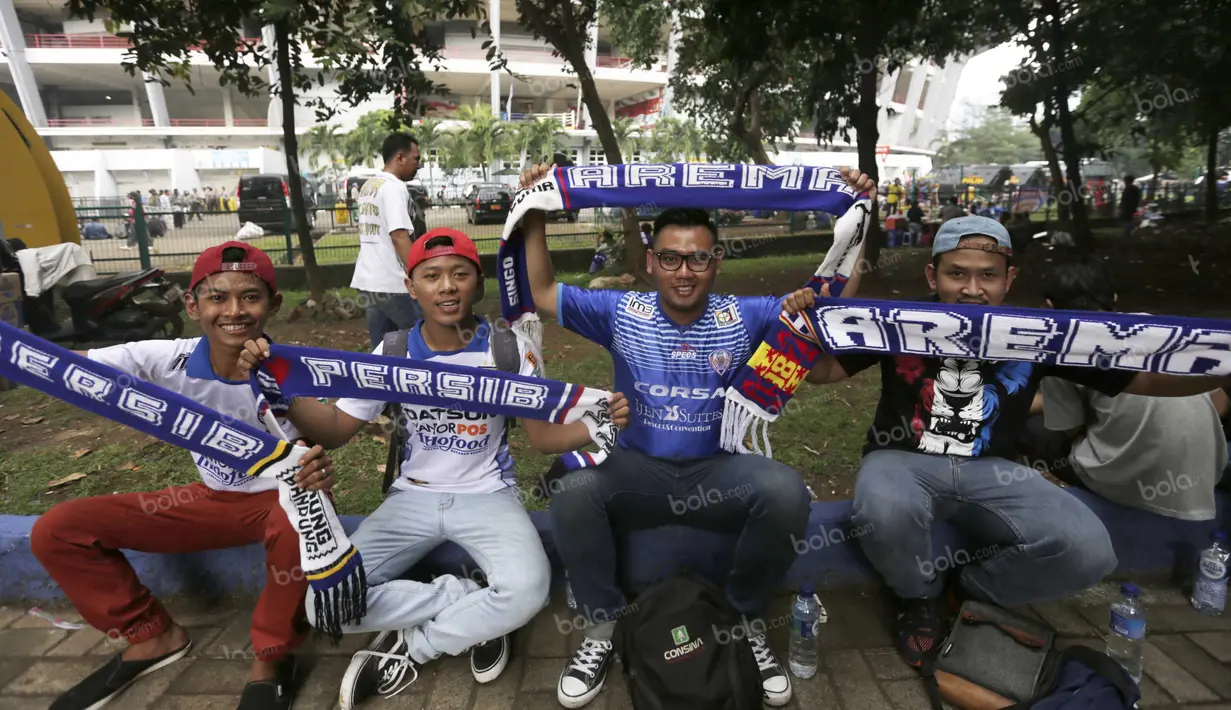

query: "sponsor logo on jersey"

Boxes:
[624, 297, 656, 321]
[634, 381, 726, 400]
[670, 343, 697, 360]
[708, 349, 733, 375]
[713, 303, 742, 328]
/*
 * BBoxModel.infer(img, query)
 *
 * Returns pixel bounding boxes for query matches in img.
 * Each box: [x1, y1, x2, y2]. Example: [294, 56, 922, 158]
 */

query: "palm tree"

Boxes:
[301, 125, 347, 181]
[453, 104, 511, 180]
[649, 117, 684, 162]
[345, 109, 402, 168]
[609, 117, 642, 163]
[514, 117, 567, 169]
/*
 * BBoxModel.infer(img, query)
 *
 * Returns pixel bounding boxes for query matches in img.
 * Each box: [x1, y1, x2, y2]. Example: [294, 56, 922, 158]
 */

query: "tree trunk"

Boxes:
[1030, 113, 1069, 229]
[1205, 124, 1219, 224]
[1043, 0, 1090, 251]
[729, 66, 774, 165]
[274, 22, 324, 303]
[853, 57, 883, 274]
[573, 52, 643, 272]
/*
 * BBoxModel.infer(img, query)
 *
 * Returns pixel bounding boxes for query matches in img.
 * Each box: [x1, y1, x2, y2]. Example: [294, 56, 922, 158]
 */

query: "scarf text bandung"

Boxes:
[496, 162, 874, 464]
[252, 343, 619, 453]
[0, 321, 366, 642]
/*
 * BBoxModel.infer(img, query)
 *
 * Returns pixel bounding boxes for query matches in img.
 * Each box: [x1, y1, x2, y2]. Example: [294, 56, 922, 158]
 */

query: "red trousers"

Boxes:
[30, 483, 308, 661]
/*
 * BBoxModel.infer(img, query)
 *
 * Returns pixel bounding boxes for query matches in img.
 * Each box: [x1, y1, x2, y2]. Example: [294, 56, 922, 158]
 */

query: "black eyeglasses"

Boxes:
[653, 249, 722, 272]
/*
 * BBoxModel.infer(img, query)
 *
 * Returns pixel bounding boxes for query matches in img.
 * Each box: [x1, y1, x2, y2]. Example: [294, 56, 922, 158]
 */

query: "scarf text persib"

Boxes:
[0, 321, 366, 642]
[496, 162, 874, 464]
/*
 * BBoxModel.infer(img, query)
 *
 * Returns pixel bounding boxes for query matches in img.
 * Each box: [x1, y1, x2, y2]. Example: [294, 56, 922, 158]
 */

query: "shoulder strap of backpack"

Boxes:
[491, 324, 522, 374]
[381, 329, 412, 494]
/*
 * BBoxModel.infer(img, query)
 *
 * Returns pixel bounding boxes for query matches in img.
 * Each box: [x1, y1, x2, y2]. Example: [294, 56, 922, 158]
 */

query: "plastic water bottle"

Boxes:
[564, 572, 577, 611]
[788, 584, 823, 679]
[1107, 582, 1146, 683]
[1191, 530, 1229, 616]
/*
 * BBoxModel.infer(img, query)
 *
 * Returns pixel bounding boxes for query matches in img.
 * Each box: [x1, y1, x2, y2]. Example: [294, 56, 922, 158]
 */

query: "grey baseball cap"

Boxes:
[931, 215, 1013, 257]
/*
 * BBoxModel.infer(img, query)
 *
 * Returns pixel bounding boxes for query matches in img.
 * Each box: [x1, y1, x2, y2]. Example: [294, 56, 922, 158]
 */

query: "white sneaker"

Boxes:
[750, 634, 792, 706]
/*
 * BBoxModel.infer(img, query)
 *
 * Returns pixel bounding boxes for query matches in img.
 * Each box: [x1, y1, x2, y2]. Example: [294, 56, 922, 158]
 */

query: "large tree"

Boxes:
[71, 0, 484, 303]
[934, 106, 1041, 165]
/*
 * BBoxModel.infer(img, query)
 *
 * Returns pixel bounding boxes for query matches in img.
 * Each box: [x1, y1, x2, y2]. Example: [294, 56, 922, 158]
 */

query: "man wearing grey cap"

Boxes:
[781, 215, 1230, 669]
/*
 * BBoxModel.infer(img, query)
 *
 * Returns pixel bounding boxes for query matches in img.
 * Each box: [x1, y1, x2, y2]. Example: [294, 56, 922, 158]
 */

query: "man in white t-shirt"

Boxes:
[30, 242, 334, 710]
[352, 132, 428, 348]
[240, 228, 629, 709]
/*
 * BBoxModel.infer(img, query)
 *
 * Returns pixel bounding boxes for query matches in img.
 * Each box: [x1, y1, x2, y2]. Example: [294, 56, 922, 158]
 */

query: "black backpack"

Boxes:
[380, 325, 522, 493]
[612, 573, 763, 710]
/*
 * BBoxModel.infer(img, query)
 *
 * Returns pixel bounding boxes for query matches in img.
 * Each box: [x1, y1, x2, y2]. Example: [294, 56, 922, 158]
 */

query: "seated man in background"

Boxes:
[1020, 257, 1228, 520]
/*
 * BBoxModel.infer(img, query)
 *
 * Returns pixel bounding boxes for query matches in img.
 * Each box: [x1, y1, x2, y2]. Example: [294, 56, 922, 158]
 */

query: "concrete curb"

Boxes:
[2, 490, 1227, 603]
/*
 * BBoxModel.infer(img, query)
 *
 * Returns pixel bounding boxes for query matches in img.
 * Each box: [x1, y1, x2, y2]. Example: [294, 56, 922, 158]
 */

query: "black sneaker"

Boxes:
[894, 596, 948, 668]
[557, 637, 614, 709]
[50, 640, 192, 710]
[470, 634, 510, 683]
[749, 634, 792, 706]
[339, 630, 418, 710]
[236, 655, 297, 710]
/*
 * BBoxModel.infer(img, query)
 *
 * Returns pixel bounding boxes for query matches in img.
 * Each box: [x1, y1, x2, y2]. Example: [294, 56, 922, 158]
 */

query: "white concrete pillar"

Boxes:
[131, 92, 143, 125]
[0, 0, 48, 126]
[170, 150, 203, 191]
[262, 25, 282, 128]
[895, 61, 928, 145]
[489, 0, 501, 117]
[222, 88, 234, 126]
[94, 153, 118, 198]
[586, 7, 598, 68]
[142, 72, 171, 127]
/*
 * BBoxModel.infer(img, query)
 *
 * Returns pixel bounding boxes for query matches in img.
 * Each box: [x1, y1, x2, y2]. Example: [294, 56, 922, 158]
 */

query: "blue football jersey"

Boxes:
[557, 284, 781, 460]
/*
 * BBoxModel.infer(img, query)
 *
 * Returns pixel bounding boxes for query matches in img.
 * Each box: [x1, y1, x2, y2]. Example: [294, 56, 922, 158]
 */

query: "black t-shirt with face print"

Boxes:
[835, 352, 1134, 461]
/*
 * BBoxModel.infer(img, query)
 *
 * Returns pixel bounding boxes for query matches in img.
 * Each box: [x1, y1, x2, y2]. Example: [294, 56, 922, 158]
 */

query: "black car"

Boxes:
[465, 183, 513, 225]
[237, 174, 317, 232]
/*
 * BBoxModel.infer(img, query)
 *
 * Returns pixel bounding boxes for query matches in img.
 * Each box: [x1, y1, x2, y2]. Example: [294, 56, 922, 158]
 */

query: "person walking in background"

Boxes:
[350, 132, 427, 348]
[939, 196, 965, 223]
[1119, 175, 1142, 237]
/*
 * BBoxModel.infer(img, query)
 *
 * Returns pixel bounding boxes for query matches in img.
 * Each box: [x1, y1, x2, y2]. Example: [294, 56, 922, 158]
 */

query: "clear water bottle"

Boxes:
[1107, 582, 1146, 683]
[1191, 530, 1229, 616]
[788, 583, 823, 679]
[564, 572, 577, 611]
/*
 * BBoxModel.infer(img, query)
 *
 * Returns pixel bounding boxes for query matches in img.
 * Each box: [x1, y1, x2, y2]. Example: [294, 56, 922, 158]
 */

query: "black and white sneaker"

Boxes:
[470, 634, 510, 683]
[338, 630, 418, 710]
[50, 641, 193, 710]
[749, 634, 792, 707]
[557, 637, 614, 709]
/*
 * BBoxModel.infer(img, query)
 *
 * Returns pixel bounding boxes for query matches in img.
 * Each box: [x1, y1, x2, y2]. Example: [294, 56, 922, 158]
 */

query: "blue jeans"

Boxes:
[851, 449, 1117, 607]
[305, 486, 551, 663]
[361, 291, 423, 349]
[549, 445, 811, 632]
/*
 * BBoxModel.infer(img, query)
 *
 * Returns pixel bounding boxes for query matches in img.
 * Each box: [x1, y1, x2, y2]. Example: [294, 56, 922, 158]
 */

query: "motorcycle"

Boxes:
[3, 238, 185, 347]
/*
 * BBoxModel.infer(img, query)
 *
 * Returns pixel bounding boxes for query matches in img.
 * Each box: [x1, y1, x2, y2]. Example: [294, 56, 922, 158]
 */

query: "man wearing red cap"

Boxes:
[239, 228, 630, 709]
[31, 242, 335, 710]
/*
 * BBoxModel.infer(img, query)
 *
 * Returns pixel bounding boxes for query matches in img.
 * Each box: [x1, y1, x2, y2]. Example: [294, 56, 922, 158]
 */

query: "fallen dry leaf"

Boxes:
[47, 473, 87, 488]
[117, 462, 140, 471]
[4, 414, 19, 421]
[375, 465, 386, 473]
[21, 416, 44, 425]
[372, 435, 388, 446]
[70, 448, 92, 460]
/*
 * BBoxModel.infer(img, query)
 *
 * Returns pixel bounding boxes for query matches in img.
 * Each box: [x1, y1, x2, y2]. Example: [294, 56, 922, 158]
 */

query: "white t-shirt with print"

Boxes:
[336, 320, 541, 494]
[351, 172, 415, 294]
[87, 338, 302, 494]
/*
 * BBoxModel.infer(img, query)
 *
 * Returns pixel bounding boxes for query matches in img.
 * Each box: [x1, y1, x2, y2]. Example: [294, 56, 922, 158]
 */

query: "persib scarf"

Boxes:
[0, 322, 366, 642]
[496, 163, 872, 460]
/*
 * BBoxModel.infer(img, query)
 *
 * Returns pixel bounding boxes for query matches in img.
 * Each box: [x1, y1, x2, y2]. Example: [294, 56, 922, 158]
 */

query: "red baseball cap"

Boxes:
[190, 241, 278, 293]
[407, 228, 482, 276]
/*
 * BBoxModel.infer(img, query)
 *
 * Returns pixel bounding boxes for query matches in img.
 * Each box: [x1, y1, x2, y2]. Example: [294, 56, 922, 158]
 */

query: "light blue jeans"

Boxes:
[851, 449, 1118, 607]
[306, 486, 551, 664]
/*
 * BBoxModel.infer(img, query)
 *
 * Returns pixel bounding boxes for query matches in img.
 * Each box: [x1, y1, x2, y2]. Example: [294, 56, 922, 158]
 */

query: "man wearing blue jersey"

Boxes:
[517, 164, 874, 708]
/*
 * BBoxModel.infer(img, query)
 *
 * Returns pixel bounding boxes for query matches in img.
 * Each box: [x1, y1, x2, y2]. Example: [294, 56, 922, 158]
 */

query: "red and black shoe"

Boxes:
[893, 596, 949, 668]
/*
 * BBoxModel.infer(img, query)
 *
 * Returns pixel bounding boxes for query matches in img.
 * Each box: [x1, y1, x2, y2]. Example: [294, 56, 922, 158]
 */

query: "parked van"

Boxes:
[237, 174, 318, 233]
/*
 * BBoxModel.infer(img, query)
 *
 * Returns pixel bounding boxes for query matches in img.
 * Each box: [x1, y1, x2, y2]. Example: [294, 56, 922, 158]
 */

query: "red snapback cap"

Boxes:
[407, 228, 482, 275]
[190, 241, 278, 293]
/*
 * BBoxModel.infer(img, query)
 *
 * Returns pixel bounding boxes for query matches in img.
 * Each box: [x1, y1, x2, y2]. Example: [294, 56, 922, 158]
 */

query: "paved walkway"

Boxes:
[1, 581, 1229, 709]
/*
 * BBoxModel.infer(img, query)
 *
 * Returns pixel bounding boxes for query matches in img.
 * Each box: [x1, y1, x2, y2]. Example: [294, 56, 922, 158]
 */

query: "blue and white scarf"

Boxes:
[0, 322, 366, 642]
[494, 163, 1231, 459]
[496, 163, 873, 460]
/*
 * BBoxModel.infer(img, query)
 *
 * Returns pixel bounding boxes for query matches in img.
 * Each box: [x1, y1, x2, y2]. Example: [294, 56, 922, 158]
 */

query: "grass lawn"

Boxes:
[3, 223, 1229, 517]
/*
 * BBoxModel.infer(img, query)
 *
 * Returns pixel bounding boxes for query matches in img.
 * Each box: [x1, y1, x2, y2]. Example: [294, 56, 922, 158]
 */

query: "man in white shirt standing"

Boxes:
[352, 132, 426, 348]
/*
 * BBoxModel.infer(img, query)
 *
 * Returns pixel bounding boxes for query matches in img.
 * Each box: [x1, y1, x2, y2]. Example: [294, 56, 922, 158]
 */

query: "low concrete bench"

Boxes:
[2, 489, 1226, 603]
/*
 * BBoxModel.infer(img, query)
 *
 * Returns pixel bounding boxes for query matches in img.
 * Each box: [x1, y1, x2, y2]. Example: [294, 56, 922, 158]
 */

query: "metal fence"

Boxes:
[74, 200, 799, 274]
